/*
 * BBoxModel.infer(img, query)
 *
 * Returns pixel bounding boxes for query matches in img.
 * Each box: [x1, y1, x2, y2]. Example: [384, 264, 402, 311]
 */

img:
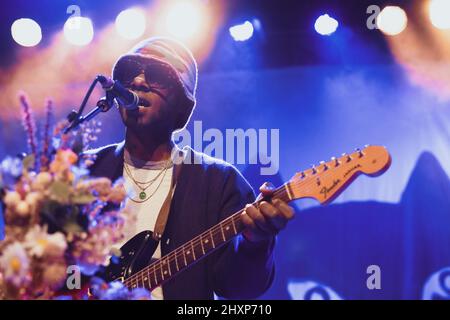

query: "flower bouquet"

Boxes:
[0, 93, 148, 299]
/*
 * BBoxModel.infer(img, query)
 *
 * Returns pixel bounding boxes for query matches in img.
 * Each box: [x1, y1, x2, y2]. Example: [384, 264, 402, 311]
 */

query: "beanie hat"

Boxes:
[112, 37, 198, 112]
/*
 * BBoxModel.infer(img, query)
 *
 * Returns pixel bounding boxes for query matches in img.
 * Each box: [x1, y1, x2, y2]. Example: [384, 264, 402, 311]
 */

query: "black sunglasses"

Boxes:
[113, 57, 179, 91]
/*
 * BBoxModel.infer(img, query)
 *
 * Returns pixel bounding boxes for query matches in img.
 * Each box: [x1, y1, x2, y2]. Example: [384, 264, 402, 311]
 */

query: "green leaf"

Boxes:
[49, 180, 71, 204]
[22, 154, 35, 170]
[62, 221, 84, 234]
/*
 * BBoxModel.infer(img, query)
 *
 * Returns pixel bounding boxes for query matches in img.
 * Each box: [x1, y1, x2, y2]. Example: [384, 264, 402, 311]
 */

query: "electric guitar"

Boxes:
[101, 145, 391, 292]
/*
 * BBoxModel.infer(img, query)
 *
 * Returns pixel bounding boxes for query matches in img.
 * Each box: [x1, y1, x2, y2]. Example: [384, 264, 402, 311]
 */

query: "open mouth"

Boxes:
[138, 97, 151, 107]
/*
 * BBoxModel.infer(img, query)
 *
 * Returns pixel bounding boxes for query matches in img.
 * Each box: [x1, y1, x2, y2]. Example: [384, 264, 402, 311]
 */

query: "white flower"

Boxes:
[0, 242, 30, 287]
[24, 225, 67, 259]
[15, 201, 30, 217]
[3, 191, 21, 207]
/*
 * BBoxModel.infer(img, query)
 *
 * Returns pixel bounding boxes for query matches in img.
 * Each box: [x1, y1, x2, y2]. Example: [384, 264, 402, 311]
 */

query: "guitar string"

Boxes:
[122, 159, 354, 288]
[122, 153, 374, 288]
[123, 163, 345, 288]
[123, 173, 322, 288]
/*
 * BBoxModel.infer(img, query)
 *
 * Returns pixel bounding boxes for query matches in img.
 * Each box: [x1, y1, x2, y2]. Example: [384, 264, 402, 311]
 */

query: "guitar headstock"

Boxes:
[285, 145, 391, 204]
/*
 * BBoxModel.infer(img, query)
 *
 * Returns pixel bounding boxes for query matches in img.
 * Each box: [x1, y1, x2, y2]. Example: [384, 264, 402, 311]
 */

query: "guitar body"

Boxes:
[103, 231, 159, 283]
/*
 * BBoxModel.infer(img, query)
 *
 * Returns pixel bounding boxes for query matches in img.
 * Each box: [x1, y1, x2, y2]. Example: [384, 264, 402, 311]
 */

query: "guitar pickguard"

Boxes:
[103, 230, 159, 284]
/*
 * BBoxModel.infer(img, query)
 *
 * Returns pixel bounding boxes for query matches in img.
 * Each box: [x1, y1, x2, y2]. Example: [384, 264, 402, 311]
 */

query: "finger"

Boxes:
[241, 207, 257, 229]
[240, 208, 270, 239]
[259, 201, 288, 231]
[245, 204, 278, 235]
[272, 199, 295, 220]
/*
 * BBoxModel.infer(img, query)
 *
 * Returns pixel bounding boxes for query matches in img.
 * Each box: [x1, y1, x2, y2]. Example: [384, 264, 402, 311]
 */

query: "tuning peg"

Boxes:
[342, 153, 352, 162]
[355, 148, 364, 158]
[311, 164, 317, 174]
[331, 156, 340, 167]
[320, 161, 329, 170]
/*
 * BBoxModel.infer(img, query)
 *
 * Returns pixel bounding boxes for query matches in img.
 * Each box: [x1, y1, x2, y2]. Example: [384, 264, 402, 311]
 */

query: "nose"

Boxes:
[130, 72, 150, 91]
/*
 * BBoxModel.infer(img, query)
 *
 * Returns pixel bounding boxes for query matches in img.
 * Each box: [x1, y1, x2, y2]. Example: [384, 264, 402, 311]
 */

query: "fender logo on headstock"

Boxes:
[320, 179, 341, 200]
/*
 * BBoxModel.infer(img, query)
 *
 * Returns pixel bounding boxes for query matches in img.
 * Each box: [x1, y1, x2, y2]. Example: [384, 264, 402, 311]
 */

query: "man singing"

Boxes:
[87, 37, 294, 299]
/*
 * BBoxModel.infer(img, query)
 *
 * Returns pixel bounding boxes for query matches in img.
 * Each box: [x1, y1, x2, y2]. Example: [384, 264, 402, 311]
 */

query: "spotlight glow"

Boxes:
[116, 8, 146, 39]
[229, 21, 254, 41]
[11, 18, 42, 47]
[377, 6, 408, 36]
[429, 0, 450, 30]
[164, 1, 206, 40]
[64, 17, 94, 46]
[314, 14, 339, 36]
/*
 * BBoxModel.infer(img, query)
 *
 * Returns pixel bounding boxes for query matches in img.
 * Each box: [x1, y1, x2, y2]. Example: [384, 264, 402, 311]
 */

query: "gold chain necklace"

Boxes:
[124, 162, 167, 186]
[124, 160, 171, 201]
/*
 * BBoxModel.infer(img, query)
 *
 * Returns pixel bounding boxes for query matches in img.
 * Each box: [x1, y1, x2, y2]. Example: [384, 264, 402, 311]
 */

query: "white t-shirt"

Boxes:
[116, 150, 174, 300]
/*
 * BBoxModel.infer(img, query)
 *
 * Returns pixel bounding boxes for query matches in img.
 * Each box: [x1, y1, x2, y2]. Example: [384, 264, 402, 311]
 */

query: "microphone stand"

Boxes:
[64, 75, 114, 134]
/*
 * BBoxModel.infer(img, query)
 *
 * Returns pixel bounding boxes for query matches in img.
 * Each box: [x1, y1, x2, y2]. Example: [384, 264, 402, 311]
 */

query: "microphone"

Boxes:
[97, 75, 139, 110]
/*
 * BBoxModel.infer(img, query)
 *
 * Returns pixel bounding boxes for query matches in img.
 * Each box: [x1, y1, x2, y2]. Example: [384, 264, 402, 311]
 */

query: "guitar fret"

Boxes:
[220, 223, 226, 241]
[152, 268, 157, 287]
[199, 235, 206, 255]
[212, 230, 224, 248]
[174, 250, 180, 272]
[169, 254, 178, 274]
[159, 260, 164, 281]
[164, 257, 171, 277]
[210, 229, 216, 248]
[191, 242, 197, 260]
[223, 221, 233, 239]
[147, 269, 154, 289]
[231, 217, 237, 234]
[182, 247, 188, 266]
[200, 232, 213, 252]
[144, 274, 148, 287]
[184, 243, 194, 264]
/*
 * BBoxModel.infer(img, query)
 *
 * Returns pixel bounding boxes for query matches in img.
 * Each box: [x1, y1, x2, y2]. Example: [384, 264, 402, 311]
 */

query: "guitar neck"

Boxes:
[123, 184, 292, 291]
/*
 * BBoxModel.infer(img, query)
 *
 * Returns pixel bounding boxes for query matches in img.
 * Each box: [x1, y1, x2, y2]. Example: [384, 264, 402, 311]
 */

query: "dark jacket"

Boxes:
[86, 142, 275, 300]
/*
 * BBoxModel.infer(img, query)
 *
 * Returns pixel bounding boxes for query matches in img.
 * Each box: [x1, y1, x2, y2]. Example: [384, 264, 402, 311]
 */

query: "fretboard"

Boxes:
[123, 183, 292, 291]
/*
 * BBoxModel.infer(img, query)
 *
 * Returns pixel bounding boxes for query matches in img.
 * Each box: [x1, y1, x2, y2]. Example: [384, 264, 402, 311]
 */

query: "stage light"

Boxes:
[314, 14, 339, 36]
[11, 18, 42, 47]
[377, 6, 408, 36]
[64, 17, 94, 46]
[429, 0, 450, 30]
[229, 21, 254, 41]
[116, 7, 146, 39]
[164, 1, 206, 40]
